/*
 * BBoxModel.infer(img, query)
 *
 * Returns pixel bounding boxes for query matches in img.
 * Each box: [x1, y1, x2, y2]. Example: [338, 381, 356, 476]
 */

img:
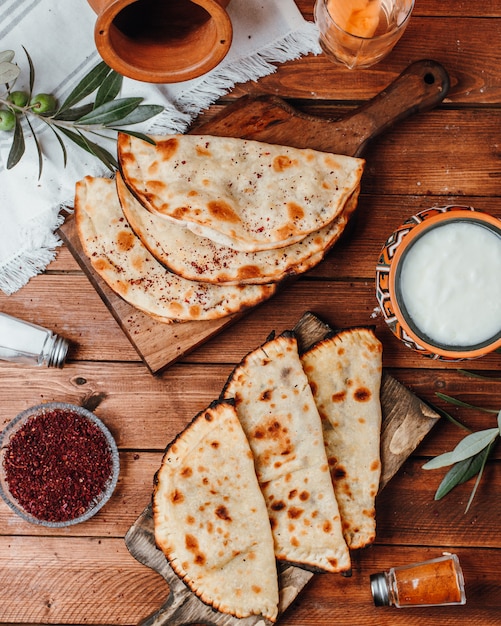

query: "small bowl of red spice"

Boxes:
[0, 402, 119, 527]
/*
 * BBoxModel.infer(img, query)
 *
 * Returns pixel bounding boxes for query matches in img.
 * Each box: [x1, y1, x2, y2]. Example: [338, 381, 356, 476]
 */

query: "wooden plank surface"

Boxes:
[1, 2, 501, 625]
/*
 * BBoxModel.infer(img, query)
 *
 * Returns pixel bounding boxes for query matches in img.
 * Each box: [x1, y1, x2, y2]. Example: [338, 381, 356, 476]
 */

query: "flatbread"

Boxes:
[153, 400, 279, 622]
[116, 170, 359, 285]
[222, 332, 351, 573]
[118, 133, 365, 252]
[300, 328, 383, 550]
[74, 176, 276, 322]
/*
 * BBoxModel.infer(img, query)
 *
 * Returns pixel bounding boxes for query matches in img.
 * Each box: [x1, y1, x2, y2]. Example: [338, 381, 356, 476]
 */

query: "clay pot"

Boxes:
[87, 0, 233, 83]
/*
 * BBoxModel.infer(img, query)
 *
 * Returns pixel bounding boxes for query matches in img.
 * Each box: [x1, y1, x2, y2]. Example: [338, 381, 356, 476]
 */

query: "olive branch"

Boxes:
[423, 372, 501, 513]
[0, 48, 163, 178]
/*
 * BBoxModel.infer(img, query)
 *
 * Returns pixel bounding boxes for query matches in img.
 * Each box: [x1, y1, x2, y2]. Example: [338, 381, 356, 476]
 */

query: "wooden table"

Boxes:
[1, 1, 501, 624]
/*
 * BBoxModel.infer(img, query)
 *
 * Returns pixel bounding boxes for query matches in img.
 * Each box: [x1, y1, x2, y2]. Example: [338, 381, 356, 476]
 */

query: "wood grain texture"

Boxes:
[0, 363, 498, 457]
[2, 3, 501, 625]
[0, 535, 169, 625]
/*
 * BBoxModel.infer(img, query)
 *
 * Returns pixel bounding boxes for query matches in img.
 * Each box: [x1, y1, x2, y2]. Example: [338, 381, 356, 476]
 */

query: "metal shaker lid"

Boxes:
[370, 572, 390, 606]
[47, 334, 69, 368]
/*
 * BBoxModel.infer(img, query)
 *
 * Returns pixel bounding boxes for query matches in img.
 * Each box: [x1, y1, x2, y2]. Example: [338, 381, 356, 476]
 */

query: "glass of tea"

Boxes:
[314, 0, 415, 69]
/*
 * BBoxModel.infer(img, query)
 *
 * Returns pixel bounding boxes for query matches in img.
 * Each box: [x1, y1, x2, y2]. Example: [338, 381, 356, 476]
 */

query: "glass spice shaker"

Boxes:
[0, 312, 69, 368]
[370, 554, 466, 608]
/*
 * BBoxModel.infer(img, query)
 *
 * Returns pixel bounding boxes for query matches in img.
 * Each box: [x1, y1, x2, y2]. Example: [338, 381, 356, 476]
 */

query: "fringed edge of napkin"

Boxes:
[0, 209, 65, 296]
[148, 20, 321, 134]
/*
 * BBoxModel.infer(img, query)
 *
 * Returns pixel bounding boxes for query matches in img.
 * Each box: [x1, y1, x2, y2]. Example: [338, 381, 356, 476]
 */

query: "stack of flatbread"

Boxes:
[74, 176, 277, 322]
[153, 325, 383, 622]
[73, 133, 364, 322]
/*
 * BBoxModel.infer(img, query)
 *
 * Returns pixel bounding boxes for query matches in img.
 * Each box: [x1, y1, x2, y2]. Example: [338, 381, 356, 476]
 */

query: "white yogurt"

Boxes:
[398, 220, 501, 347]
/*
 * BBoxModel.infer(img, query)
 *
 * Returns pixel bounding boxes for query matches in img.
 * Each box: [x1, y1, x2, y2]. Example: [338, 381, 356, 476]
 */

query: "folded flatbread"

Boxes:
[74, 176, 276, 322]
[222, 332, 351, 573]
[118, 133, 365, 252]
[300, 328, 383, 550]
[153, 400, 279, 622]
[116, 170, 359, 285]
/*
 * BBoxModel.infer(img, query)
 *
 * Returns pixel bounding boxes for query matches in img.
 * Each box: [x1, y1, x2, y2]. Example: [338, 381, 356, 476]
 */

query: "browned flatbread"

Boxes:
[153, 400, 279, 622]
[222, 332, 351, 573]
[74, 176, 277, 322]
[118, 133, 365, 252]
[116, 169, 359, 285]
[300, 328, 383, 549]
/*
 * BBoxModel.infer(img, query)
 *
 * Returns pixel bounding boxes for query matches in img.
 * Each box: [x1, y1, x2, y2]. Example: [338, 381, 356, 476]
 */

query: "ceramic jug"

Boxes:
[87, 0, 233, 83]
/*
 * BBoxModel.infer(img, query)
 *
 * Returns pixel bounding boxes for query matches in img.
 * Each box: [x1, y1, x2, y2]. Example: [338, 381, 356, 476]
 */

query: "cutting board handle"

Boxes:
[339, 59, 450, 156]
[197, 59, 450, 158]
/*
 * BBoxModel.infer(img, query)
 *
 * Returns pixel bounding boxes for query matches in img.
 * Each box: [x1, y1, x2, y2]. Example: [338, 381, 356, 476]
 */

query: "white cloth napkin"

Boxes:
[0, 0, 320, 295]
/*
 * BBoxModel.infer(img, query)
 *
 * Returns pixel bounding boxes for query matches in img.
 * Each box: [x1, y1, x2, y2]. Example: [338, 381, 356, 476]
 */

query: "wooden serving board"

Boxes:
[59, 60, 450, 374]
[124, 312, 441, 626]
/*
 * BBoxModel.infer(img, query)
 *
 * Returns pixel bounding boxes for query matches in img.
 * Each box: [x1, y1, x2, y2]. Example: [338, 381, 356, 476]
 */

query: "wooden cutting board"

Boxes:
[124, 311, 441, 626]
[59, 60, 450, 373]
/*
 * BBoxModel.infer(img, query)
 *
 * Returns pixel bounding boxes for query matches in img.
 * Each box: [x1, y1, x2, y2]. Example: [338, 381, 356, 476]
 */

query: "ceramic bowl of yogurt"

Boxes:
[376, 205, 501, 360]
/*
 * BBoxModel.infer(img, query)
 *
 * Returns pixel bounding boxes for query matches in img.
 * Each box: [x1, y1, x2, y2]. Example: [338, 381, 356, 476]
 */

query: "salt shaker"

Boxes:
[370, 554, 466, 608]
[0, 312, 69, 368]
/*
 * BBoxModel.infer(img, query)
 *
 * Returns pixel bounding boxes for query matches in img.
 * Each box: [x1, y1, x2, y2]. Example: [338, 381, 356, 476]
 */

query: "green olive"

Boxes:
[0, 109, 16, 131]
[8, 90, 29, 108]
[30, 93, 57, 115]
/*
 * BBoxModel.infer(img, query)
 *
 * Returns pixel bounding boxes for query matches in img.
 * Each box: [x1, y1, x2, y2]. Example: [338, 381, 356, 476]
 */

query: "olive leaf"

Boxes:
[23, 46, 35, 95]
[53, 103, 95, 122]
[0, 60, 20, 84]
[434, 447, 490, 500]
[424, 398, 470, 432]
[57, 61, 112, 113]
[26, 116, 43, 176]
[108, 104, 164, 126]
[464, 437, 496, 513]
[109, 128, 157, 144]
[0, 49, 163, 176]
[76, 97, 144, 126]
[47, 124, 68, 168]
[423, 392, 500, 512]
[0, 50, 15, 64]
[57, 126, 118, 170]
[457, 369, 501, 382]
[435, 392, 499, 414]
[7, 117, 25, 169]
[94, 70, 123, 109]
[423, 427, 499, 469]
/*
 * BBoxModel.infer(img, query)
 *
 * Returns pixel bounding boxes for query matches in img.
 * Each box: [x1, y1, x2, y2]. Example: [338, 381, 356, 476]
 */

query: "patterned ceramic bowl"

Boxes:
[376, 206, 501, 361]
[0, 402, 119, 527]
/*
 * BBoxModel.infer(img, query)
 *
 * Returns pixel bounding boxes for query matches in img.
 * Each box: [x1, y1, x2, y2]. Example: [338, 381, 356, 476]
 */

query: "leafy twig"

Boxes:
[425, 398, 471, 432]
[435, 392, 499, 414]
[0, 48, 163, 178]
[457, 368, 501, 382]
[423, 390, 501, 512]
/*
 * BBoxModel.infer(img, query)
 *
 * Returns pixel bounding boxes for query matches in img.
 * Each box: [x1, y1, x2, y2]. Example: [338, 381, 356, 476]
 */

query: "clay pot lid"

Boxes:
[90, 0, 233, 83]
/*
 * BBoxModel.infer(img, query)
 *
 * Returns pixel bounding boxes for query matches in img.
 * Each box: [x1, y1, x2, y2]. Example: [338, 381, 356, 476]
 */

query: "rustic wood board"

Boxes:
[124, 311, 441, 626]
[58, 60, 449, 374]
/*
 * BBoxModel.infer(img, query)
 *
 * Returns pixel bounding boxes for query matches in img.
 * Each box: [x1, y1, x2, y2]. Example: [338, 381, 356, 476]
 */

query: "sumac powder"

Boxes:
[3, 407, 113, 523]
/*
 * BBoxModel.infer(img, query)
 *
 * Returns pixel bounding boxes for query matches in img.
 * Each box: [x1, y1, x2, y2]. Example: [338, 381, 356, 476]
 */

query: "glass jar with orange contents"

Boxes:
[370, 554, 466, 608]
